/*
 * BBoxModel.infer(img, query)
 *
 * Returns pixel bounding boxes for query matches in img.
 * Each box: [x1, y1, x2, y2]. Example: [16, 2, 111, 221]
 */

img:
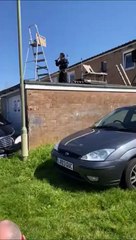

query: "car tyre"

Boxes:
[124, 158, 136, 189]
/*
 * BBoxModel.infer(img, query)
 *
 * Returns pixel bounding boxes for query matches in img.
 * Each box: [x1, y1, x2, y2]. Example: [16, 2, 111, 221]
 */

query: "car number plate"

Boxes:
[57, 158, 73, 171]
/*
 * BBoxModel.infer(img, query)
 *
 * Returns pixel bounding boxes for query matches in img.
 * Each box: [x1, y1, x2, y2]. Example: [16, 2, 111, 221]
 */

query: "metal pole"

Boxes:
[81, 58, 83, 81]
[17, 0, 28, 160]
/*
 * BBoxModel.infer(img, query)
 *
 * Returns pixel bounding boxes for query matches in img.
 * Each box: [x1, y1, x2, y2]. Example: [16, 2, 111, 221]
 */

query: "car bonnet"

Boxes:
[59, 127, 136, 156]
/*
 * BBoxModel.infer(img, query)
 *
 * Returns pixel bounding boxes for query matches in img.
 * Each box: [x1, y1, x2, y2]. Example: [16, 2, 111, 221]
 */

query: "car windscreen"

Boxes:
[94, 107, 136, 132]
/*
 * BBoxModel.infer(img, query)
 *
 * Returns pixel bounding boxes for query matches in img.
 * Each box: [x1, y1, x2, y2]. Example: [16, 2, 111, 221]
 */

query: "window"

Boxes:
[67, 71, 75, 83]
[130, 110, 136, 122]
[123, 51, 135, 69]
[99, 109, 128, 125]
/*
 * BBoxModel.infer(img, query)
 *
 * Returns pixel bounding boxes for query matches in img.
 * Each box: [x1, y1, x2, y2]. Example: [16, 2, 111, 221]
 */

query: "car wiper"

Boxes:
[95, 125, 134, 133]
[118, 128, 136, 133]
[94, 125, 123, 130]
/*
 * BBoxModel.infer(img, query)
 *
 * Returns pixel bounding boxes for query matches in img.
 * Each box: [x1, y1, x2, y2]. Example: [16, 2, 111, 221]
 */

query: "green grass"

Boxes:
[0, 145, 136, 240]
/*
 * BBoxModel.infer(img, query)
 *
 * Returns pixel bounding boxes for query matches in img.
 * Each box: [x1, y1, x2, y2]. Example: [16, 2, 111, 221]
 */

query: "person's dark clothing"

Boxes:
[55, 58, 69, 71]
[59, 71, 67, 83]
[55, 57, 69, 83]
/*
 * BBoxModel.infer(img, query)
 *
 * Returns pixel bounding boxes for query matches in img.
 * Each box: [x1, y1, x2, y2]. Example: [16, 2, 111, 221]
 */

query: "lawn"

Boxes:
[0, 145, 136, 240]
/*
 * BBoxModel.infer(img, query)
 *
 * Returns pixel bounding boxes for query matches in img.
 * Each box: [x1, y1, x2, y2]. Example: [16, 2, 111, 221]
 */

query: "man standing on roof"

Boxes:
[55, 53, 69, 83]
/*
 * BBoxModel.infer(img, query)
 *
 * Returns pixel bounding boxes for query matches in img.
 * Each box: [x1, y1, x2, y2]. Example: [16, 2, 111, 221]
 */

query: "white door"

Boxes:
[7, 95, 21, 132]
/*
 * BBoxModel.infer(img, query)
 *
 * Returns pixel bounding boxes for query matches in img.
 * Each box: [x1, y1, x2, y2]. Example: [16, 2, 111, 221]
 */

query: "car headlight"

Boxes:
[54, 142, 60, 151]
[81, 149, 115, 161]
[14, 135, 21, 144]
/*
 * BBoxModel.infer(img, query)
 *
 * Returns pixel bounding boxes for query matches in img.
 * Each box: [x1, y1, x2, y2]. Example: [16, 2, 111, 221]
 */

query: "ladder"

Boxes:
[116, 64, 131, 86]
[24, 24, 52, 82]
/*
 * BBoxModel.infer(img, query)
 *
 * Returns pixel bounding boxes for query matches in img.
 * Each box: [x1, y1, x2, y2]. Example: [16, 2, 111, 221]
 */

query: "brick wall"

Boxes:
[26, 85, 136, 149]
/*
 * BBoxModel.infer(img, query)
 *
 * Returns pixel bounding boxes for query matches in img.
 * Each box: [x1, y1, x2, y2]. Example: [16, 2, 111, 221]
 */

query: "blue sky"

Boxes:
[0, 0, 136, 90]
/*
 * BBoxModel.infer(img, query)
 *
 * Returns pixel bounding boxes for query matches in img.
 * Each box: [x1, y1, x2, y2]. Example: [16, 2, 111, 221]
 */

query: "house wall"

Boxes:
[81, 42, 136, 85]
[50, 42, 136, 85]
[26, 84, 136, 149]
[1, 91, 21, 134]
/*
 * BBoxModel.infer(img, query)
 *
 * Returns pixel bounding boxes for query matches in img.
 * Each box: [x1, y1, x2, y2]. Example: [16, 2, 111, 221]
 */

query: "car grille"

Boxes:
[0, 136, 13, 149]
[58, 149, 80, 159]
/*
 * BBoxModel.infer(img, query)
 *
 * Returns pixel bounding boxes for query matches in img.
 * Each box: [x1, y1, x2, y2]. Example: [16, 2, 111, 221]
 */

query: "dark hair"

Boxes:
[60, 52, 65, 57]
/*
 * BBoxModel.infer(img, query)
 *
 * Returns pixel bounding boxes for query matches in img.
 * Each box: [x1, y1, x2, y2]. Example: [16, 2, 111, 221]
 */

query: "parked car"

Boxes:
[0, 114, 21, 157]
[52, 105, 136, 189]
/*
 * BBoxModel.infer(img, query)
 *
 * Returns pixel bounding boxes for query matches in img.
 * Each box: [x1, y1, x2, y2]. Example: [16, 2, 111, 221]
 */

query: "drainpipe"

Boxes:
[16, 0, 28, 160]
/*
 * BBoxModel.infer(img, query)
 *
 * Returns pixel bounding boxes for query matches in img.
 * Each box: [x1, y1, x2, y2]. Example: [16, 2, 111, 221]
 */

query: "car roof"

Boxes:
[116, 105, 136, 110]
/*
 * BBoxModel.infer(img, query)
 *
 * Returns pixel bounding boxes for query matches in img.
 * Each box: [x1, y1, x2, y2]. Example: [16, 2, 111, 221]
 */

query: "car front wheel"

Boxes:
[124, 158, 136, 189]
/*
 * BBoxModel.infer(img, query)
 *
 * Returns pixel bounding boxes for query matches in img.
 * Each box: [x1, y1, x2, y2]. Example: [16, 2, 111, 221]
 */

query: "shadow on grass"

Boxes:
[34, 159, 109, 192]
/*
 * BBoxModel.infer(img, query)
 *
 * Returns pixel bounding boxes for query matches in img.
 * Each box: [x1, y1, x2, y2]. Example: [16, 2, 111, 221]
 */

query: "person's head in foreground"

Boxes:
[0, 220, 26, 240]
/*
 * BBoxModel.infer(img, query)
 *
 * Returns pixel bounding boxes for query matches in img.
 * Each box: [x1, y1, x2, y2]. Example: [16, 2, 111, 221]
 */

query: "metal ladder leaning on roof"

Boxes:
[116, 64, 131, 86]
[24, 24, 52, 82]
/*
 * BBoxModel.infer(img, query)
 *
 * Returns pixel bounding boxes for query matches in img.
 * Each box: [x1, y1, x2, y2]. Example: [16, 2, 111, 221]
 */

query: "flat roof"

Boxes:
[0, 84, 20, 97]
[1, 81, 136, 97]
